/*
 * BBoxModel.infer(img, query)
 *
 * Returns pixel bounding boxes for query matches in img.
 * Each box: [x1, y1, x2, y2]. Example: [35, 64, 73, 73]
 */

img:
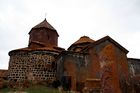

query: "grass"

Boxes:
[0, 85, 60, 93]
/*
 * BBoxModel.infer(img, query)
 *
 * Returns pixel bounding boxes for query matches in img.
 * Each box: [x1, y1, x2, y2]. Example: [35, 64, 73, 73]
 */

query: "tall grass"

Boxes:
[0, 85, 60, 93]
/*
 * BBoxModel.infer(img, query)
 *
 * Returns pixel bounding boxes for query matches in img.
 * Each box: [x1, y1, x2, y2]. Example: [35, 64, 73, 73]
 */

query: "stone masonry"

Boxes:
[7, 18, 140, 93]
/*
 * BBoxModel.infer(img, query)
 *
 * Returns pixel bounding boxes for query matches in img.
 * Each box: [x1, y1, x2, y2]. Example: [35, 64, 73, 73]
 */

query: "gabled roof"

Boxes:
[32, 18, 56, 31]
[72, 36, 95, 45]
[82, 36, 129, 54]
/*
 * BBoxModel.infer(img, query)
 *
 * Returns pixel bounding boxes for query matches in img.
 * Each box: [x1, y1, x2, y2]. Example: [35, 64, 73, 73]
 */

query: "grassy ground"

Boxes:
[0, 85, 60, 93]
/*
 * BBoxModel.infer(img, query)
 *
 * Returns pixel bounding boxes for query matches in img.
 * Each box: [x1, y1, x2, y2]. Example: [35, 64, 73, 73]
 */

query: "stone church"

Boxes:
[8, 19, 65, 86]
[7, 18, 140, 93]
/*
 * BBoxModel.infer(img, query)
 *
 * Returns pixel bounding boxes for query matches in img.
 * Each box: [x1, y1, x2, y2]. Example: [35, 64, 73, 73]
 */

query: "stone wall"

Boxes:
[56, 52, 86, 91]
[128, 58, 140, 76]
[8, 50, 58, 84]
[95, 41, 130, 93]
[128, 58, 140, 93]
[0, 70, 8, 79]
[29, 28, 58, 47]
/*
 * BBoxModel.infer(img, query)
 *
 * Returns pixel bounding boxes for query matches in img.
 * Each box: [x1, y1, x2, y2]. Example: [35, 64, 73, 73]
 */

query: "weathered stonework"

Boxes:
[7, 18, 140, 93]
[8, 51, 58, 82]
[8, 19, 64, 87]
[56, 36, 131, 93]
[128, 58, 140, 93]
[0, 70, 8, 88]
[0, 69, 8, 80]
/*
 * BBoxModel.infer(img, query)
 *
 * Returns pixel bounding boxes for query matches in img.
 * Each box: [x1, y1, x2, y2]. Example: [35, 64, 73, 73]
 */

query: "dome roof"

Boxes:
[32, 18, 56, 31]
[73, 36, 95, 45]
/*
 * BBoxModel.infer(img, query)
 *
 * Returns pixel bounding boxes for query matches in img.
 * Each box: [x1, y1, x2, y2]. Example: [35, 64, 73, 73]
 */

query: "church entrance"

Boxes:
[61, 76, 71, 91]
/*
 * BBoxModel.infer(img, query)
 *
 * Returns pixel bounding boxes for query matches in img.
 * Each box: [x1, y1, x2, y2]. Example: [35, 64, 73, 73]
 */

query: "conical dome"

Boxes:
[32, 18, 56, 31]
[73, 36, 95, 45]
[68, 36, 95, 51]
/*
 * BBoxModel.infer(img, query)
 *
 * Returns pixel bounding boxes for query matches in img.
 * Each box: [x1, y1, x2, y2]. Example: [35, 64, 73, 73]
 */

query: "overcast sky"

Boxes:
[0, 0, 140, 69]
